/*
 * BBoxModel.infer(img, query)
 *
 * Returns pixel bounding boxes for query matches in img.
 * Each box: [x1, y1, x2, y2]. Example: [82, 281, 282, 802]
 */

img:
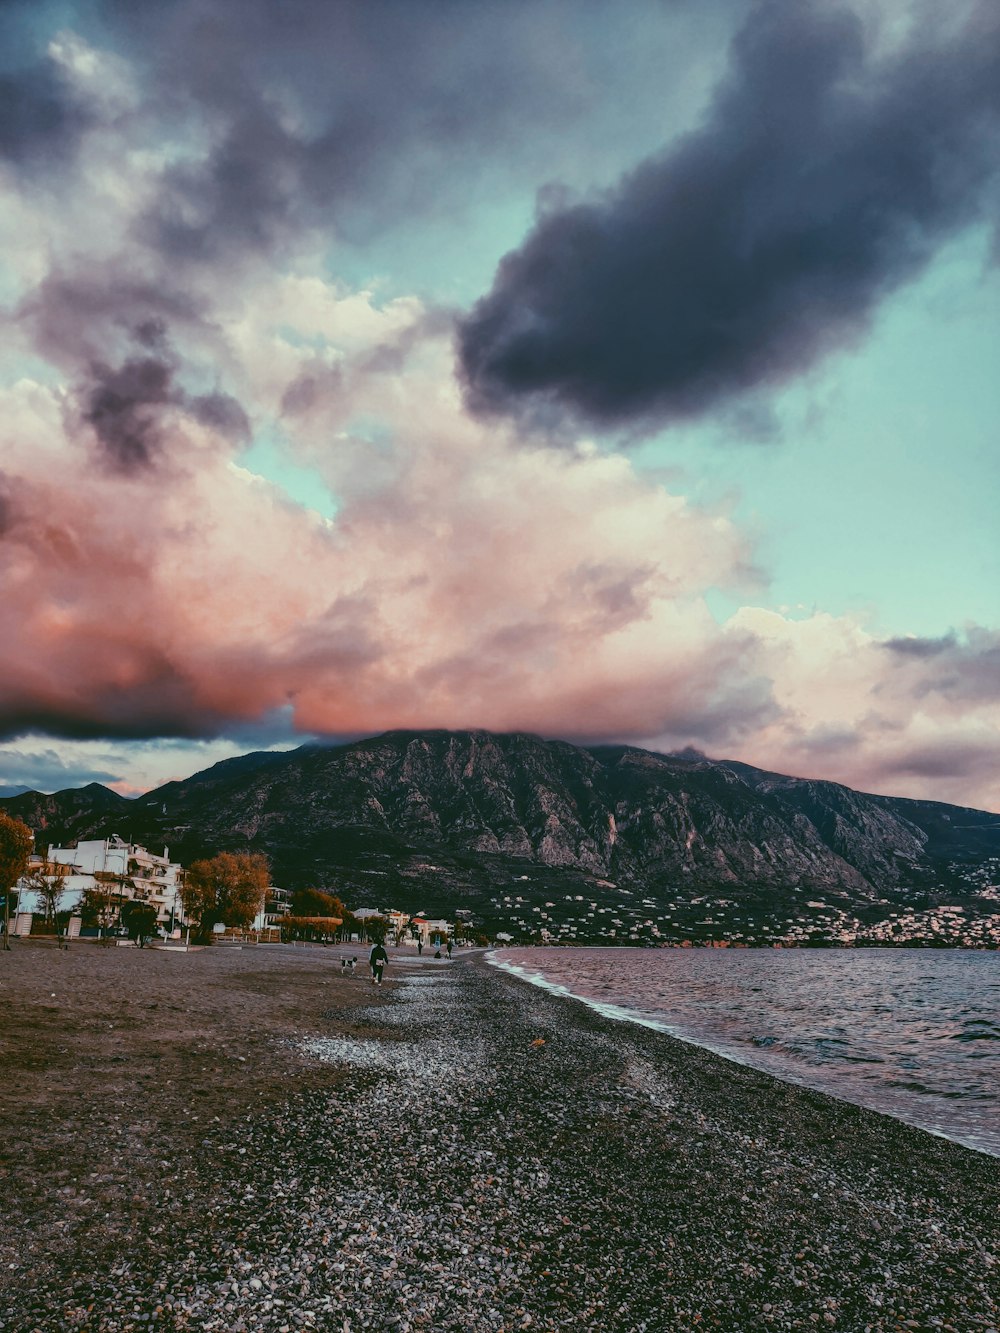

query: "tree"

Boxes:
[121, 899, 159, 948]
[23, 866, 69, 927]
[182, 852, 270, 939]
[80, 888, 118, 934]
[291, 888, 345, 918]
[360, 915, 388, 943]
[0, 812, 33, 950]
[281, 914, 344, 943]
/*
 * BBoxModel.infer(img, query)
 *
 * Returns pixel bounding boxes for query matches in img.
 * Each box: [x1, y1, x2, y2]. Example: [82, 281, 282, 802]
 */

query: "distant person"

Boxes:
[369, 940, 388, 985]
[446, 939, 453, 958]
[417, 939, 423, 955]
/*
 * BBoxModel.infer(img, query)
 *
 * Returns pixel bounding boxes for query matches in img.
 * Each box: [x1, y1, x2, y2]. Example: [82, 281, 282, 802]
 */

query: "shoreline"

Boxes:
[485, 949, 999, 1160]
[1, 945, 997, 1331]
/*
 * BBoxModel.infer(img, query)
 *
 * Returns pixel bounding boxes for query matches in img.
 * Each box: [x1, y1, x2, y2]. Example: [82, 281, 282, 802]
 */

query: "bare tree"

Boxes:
[23, 866, 69, 928]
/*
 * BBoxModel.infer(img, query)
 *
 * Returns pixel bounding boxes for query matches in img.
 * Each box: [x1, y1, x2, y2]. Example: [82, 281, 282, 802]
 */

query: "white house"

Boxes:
[41, 835, 186, 929]
[251, 885, 293, 932]
[14, 857, 95, 934]
[408, 915, 452, 946]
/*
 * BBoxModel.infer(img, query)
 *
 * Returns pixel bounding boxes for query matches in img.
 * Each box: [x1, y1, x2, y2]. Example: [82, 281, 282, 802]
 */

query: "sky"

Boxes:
[1, 0, 998, 810]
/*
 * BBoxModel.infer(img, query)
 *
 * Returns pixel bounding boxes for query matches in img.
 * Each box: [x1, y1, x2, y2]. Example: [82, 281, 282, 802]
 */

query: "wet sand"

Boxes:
[0, 941, 996, 1331]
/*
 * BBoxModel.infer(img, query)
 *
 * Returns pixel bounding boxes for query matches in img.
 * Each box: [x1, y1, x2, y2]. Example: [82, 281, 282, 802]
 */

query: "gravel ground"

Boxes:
[1, 943, 997, 1332]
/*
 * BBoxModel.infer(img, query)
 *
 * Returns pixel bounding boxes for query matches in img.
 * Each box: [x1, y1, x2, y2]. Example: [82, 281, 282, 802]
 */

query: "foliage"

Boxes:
[121, 899, 159, 948]
[281, 914, 344, 942]
[181, 851, 270, 937]
[22, 867, 68, 923]
[79, 888, 118, 930]
[291, 887, 346, 918]
[0, 813, 32, 892]
[358, 915, 388, 943]
[0, 812, 33, 948]
[339, 909, 361, 938]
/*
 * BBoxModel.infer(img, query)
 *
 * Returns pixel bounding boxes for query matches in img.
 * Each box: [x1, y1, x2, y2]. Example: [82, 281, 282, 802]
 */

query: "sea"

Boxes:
[488, 946, 999, 1157]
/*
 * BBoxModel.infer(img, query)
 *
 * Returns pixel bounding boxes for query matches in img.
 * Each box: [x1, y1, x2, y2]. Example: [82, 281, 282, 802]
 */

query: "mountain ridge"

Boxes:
[2, 730, 997, 937]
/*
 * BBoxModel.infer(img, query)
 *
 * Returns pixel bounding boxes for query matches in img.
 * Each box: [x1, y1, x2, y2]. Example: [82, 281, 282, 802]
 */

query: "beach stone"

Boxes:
[1, 950, 998, 1332]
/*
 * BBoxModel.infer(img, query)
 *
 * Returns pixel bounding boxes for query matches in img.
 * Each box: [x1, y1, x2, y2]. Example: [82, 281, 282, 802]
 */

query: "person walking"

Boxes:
[446, 938, 453, 958]
[369, 939, 389, 985]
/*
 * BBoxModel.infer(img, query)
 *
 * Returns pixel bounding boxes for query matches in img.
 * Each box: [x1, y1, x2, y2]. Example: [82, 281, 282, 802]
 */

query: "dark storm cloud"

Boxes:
[82, 355, 176, 472]
[882, 633, 957, 658]
[0, 473, 15, 538]
[80, 354, 249, 473]
[458, 0, 1000, 431]
[18, 268, 208, 369]
[870, 738, 999, 783]
[0, 59, 90, 166]
[101, 0, 609, 262]
[0, 678, 236, 744]
[881, 628, 1000, 704]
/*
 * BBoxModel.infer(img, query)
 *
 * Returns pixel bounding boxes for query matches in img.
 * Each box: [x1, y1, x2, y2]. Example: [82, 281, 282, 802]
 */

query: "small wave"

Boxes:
[953, 1023, 1000, 1042]
[490, 947, 1000, 1156]
[888, 1079, 936, 1096]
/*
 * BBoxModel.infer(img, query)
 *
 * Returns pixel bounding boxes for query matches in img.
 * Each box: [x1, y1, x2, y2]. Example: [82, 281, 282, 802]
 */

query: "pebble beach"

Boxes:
[0, 943, 997, 1332]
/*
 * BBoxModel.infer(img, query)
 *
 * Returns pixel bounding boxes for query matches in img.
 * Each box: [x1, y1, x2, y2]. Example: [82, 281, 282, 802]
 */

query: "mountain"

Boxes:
[2, 732, 998, 939]
[0, 781, 130, 834]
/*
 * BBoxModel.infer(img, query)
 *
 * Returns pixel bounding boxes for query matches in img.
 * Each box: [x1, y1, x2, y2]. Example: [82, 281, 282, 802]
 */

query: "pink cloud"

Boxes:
[0, 114, 995, 811]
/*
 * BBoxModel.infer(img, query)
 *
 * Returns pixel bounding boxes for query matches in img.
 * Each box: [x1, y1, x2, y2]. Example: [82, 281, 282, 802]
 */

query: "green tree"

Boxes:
[0, 812, 33, 950]
[367, 917, 389, 943]
[121, 899, 159, 948]
[182, 852, 270, 939]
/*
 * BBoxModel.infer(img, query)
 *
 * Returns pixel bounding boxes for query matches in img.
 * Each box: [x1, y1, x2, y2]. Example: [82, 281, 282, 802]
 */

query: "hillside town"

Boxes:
[489, 860, 1000, 949]
[4, 829, 998, 950]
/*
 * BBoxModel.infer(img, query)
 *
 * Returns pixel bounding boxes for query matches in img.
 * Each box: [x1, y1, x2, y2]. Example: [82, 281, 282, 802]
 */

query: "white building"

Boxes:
[252, 885, 293, 932]
[41, 834, 185, 929]
[408, 915, 452, 946]
[14, 857, 95, 934]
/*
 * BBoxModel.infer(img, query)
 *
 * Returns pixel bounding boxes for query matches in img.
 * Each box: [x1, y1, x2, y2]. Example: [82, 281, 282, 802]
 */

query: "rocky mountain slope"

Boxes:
[2, 732, 998, 932]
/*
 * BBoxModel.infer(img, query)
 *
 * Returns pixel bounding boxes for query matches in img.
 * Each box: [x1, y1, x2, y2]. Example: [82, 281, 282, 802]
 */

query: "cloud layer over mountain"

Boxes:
[0, 0, 997, 807]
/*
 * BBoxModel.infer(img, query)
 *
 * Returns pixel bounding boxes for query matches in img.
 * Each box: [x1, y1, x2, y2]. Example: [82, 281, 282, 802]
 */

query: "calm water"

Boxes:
[489, 947, 999, 1156]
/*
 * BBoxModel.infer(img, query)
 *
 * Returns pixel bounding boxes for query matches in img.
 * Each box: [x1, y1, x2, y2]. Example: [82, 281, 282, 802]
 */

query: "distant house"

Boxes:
[409, 915, 451, 946]
[385, 908, 411, 938]
[252, 885, 293, 932]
